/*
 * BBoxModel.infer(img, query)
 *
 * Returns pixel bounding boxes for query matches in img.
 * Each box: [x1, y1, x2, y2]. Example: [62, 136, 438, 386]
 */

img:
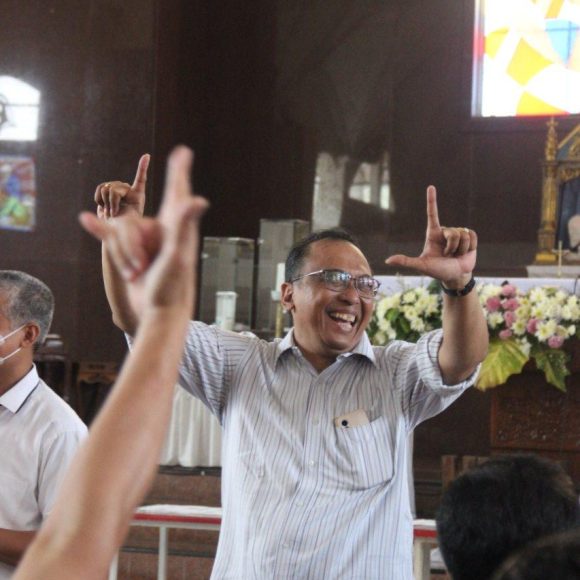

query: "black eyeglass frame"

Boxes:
[290, 269, 381, 298]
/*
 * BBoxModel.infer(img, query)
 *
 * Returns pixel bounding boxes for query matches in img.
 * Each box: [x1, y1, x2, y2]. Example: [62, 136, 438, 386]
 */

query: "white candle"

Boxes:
[215, 291, 237, 331]
[275, 262, 285, 290]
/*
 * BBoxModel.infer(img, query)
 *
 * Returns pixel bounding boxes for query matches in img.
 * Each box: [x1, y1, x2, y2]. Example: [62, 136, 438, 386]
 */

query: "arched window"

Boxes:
[0, 76, 41, 141]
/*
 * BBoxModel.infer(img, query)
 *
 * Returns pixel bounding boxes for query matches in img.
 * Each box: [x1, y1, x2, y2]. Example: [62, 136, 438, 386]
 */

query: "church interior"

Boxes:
[1, 1, 579, 578]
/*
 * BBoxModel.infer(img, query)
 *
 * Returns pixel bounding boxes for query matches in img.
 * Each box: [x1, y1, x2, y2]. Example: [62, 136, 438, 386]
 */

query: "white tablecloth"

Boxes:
[160, 385, 222, 467]
[136, 504, 223, 518]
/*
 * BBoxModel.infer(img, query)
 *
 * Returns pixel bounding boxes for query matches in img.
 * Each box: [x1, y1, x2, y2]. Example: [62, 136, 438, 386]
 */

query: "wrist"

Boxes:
[440, 273, 473, 290]
[440, 275, 476, 297]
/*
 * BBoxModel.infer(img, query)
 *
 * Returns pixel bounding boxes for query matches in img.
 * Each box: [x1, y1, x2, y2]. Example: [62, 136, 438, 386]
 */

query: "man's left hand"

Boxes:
[385, 185, 476, 288]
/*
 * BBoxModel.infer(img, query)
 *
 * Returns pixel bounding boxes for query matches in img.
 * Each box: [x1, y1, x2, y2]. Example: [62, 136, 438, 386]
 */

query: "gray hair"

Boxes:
[0, 271, 54, 344]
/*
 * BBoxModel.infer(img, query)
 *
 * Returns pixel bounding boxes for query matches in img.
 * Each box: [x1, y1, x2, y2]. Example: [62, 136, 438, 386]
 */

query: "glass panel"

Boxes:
[473, 0, 580, 117]
[0, 76, 40, 142]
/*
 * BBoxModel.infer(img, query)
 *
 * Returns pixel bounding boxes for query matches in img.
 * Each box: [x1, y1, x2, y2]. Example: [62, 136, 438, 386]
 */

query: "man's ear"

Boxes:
[281, 281, 294, 314]
[21, 323, 40, 348]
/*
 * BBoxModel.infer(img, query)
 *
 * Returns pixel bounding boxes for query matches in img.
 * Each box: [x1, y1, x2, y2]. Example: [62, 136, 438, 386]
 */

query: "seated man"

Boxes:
[436, 454, 580, 580]
[14, 146, 208, 579]
[0, 271, 87, 578]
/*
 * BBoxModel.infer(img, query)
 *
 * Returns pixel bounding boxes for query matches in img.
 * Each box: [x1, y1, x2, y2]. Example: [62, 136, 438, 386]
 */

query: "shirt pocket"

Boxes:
[334, 416, 394, 490]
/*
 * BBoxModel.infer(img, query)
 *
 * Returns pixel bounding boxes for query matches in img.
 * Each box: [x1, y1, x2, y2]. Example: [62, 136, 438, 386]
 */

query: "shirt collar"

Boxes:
[275, 328, 377, 367]
[0, 365, 40, 414]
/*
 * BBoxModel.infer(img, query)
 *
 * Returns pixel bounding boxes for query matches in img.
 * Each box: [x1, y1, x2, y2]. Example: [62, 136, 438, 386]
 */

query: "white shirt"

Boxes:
[0, 365, 87, 579]
[175, 323, 478, 580]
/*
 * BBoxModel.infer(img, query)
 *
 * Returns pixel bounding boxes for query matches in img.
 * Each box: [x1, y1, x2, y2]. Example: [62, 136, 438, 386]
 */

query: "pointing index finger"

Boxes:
[131, 153, 151, 191]
[426, 185, 441, 230]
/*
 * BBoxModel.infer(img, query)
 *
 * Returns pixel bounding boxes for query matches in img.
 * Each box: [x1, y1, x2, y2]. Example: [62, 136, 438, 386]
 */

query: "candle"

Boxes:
[215, 291, 237, 331]
[275, 262, 285, 291]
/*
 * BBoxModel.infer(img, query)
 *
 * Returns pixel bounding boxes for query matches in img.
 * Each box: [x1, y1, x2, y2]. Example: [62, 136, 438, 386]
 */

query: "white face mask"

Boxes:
[0, 325, 25, 365]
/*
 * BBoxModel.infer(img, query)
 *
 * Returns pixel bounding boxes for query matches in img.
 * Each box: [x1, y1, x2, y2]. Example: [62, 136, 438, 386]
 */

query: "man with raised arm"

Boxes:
[0, 271, 87, 579]
[14, 146, 208, 580]
[94, 157, 488, 579]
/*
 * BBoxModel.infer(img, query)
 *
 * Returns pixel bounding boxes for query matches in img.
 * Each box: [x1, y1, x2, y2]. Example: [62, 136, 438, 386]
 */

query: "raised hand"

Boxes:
[94, 153, 150, 219]
[81, 147, 208, 312]
[385, 186, 477, 285]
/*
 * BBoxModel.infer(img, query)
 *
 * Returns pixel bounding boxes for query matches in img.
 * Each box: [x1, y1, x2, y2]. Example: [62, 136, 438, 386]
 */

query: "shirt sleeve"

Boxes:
[37, 428, 87, 518]
[387, 329, 480, 431]
[173, 322, 254, 422]
[126, 322, 254, 422]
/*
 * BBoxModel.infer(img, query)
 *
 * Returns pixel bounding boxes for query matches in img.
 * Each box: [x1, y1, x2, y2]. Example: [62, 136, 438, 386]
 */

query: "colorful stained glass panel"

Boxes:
[0, 156, 36, 231]
[474, 0, 580, 116]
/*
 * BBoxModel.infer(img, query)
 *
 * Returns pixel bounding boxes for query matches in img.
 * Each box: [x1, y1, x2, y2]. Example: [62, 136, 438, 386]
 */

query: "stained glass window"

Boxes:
[473, 0, 580, 117]
[0, 156, 36, 231]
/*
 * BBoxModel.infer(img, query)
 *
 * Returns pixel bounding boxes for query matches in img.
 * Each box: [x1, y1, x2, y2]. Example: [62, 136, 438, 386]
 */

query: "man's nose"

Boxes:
[338, 280, 360, 302]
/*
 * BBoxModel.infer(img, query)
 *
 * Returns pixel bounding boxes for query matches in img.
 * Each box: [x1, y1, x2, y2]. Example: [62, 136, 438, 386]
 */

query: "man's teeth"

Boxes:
[330, 312, 356, 323]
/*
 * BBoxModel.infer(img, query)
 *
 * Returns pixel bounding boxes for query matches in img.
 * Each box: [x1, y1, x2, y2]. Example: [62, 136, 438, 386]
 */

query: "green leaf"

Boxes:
[398, 316, 411, 336]
[427, 279, 440, 294]
[476, 338, 529, 391]
[532, 347, 570, 392]
[367, 317, 379, 341]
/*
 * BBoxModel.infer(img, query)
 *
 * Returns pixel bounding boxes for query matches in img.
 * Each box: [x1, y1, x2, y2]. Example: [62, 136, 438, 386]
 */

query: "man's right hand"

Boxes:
[82, 146, 208, 314]
[94, 153, 150, 218]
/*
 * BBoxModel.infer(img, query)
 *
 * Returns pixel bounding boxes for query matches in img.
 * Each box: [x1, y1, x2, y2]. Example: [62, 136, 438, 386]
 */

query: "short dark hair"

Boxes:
[285, 228, 361, 282]
[0, 270, 54, 344]
[492, 529, 580, 580]
[436, 454, 580, 580]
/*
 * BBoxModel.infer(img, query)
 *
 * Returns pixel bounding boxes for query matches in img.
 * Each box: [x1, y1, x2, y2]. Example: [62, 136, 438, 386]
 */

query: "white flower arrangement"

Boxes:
[368, 280, 580, 391]
[368, 282, 442, 346]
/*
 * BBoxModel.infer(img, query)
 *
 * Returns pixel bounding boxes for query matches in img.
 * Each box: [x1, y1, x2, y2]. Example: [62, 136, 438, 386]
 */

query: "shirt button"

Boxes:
[309, 460, 316, 468]
[296, 500, 304, 507]
[312, 419, 319, 425]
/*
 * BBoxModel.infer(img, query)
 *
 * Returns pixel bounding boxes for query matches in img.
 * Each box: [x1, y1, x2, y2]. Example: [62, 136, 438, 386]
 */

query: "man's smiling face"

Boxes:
[282, 239, 374, 372]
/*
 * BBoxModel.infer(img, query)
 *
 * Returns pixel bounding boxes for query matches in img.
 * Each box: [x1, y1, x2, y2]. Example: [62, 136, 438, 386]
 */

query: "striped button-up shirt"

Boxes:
[178, 322, 477, 579]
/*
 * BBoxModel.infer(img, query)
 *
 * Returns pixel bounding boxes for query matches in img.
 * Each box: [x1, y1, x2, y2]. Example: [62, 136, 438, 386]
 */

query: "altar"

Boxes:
[489, 339, 580, 485]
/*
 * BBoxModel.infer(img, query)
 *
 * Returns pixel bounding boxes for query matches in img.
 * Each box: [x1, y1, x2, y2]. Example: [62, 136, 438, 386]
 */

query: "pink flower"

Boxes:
[501, 284, 517, 298]
[486, 296, 501, 312]
[504, 311, 516, 327]
[548, 335, 564, 349]
[526, 319, 538, 334]
[499, 329, 513, 340]
[502, 298, 520, 311]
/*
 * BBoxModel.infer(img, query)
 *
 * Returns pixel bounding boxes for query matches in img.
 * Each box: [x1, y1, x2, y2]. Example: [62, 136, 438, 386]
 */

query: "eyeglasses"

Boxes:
[291, 269, 381, 299]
